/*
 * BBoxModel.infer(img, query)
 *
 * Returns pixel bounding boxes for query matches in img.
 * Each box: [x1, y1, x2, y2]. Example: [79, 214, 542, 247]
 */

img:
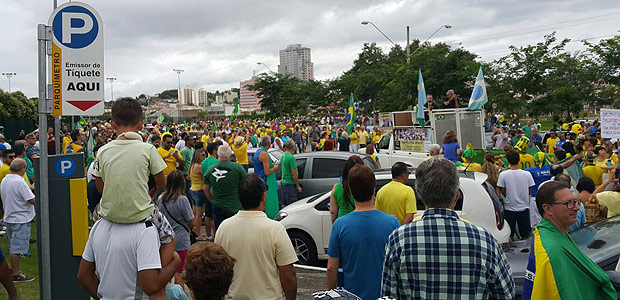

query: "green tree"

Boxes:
[159, 89, 178, 99]
[0, 90, 37, 120]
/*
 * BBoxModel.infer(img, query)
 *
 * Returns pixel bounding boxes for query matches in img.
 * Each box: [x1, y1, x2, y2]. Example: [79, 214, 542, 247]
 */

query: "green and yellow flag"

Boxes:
[346, 93, 355, 134]
[230, 102, 239, 121]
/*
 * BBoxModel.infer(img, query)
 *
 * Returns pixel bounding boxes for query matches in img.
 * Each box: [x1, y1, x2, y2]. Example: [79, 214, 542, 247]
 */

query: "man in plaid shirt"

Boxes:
[381, 157, 515, 299]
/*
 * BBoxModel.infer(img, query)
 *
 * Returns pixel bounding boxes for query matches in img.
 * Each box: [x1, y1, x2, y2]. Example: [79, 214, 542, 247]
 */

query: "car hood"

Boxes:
[280, 193, 328, 213]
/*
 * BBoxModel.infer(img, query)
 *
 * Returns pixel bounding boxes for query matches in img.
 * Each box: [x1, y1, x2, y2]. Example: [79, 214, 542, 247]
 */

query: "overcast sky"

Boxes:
[1, 0, 619, 100]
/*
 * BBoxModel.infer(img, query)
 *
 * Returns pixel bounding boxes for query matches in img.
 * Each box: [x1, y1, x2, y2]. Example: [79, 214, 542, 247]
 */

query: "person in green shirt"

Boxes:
[180, 135, 195, 176]
[201, 141, 220, 176]
[204, 145, 248, 229]
[280, 140, 302, 206]
[521, 120, 534, 139]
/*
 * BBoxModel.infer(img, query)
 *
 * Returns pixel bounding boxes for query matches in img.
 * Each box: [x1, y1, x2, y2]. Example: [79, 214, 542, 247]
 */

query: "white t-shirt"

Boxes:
[175, 140, 185, 152]
[498, 169, 535, 212]
[0, 174, 35, 223]
[274, 137, 285, 152]
[82, 219, 161, 300]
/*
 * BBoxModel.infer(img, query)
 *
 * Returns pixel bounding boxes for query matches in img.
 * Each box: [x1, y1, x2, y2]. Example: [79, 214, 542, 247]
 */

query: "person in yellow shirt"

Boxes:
[545, 129, 559, 155]
[372, 128, 382, 144]
[583, 152, 604, 188]
[461, 147, 482, 172]
[514, 136, 536, 169]
[593, 147, 614, 171]
[349, 130, 359, 153]
[375, 162, 416, 224]
[357, 126, 370, 148]
[231, 136, 249, 172]
[0, 150, 31, 196]
[157, 134, 184, 177]
[201, 130, 210, 145]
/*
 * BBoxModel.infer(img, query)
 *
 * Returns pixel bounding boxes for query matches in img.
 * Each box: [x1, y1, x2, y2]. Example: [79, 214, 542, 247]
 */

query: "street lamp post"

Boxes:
[2, 72, 16, 92]
[361, 21, 397, 47]
[173, 69, 184, 122]
[106, 77, 116, 101]
[256, 62, 275, 74]
[411, 24, 452, 56]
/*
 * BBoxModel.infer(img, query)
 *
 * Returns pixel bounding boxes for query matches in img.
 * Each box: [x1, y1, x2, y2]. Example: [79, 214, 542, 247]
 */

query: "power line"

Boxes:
[455, 11, 620, 42]
[475, 34, 617, 56]
[460, 17, 620, 43]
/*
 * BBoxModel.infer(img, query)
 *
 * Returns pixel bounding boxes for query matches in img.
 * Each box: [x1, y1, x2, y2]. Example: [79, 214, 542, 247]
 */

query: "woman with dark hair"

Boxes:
[329, 155, 364, 223]
[439, 130, 461, 162]
[157, 170, 194, 289]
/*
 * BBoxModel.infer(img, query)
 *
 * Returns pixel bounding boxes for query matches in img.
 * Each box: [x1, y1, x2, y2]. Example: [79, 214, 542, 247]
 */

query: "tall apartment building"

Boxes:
[197, 88, 207, 106]
[239, 77, 261, 111]
[180, 85, 197, 105]
[278, 44, 314, 81]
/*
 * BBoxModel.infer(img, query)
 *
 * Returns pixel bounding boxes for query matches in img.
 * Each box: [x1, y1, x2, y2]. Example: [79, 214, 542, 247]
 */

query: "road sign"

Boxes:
[49, 2, 104, 116]
[55, 157, 77, 177]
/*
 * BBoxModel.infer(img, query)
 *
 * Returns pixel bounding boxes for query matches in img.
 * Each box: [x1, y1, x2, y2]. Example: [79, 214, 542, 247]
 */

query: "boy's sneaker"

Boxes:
[12, 272, 34, 283]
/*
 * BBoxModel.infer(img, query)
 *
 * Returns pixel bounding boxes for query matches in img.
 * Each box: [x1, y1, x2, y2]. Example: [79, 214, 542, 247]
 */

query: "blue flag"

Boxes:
[416, 69, 427, 127]
[467, 66, 488, 111]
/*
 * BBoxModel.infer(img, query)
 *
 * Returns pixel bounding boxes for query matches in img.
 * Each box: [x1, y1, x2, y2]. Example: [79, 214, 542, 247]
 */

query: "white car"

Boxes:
[275, 171, 510, 265]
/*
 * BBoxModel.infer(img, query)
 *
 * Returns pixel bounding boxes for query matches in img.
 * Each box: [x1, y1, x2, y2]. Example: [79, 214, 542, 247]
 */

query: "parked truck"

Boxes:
[360, 108, 486, 167]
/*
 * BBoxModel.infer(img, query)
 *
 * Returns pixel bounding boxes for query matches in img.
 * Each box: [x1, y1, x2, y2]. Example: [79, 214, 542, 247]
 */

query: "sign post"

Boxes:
[36, 2, 103, 299]
[49, 2, 104, 116]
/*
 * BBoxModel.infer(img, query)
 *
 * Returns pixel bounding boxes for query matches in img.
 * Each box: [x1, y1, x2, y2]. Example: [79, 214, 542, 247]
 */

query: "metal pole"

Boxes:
[406, 26, 410, 64]
[37, 23, 52, 300]
[53, 0, 61, 155]
[173, 69, 183, 123]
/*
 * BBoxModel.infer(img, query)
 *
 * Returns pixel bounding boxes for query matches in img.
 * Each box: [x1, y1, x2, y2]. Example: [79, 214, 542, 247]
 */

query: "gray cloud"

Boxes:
[0, 0, 618, 100]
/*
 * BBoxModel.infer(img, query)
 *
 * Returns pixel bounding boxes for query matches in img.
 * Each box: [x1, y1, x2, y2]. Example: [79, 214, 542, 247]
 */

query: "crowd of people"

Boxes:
[0, 99, 618, 299]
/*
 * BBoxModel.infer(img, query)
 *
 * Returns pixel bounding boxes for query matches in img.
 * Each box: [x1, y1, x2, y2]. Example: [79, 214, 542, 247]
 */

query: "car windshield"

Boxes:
[570, 215, 620, 264]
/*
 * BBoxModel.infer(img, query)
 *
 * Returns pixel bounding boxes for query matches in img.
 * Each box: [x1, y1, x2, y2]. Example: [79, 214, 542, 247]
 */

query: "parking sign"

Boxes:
[49, 2, 104, 116]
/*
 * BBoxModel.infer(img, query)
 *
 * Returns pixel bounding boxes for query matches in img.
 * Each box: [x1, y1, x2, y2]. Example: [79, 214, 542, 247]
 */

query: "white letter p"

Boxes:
[61, 12, 93, 44]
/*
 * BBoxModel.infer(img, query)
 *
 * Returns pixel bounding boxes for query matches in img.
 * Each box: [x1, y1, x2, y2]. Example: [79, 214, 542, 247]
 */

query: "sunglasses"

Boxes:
[8, 155, 16, 159]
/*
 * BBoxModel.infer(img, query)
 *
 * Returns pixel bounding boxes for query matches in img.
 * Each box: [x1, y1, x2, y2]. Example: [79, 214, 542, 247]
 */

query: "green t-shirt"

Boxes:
[24, 156, 34, 181]
[91, 140, 167, 223]
[180, 147, 194, 175]
[204, 160, 248, 213]
[334, 183, 355, 218]
[510, 136, 520, 146]
[522, 125, 533, 138]
[280, 152, 297, 185]
[201, 156, 218, 177]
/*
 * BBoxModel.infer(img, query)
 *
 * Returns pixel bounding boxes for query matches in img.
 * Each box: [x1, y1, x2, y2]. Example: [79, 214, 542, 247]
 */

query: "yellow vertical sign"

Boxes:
[69, 178, 88, 256]
[52, 42, 62, 116]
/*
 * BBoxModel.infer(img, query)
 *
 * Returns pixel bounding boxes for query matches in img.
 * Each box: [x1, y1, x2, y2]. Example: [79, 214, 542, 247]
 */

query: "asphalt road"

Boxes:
[295, 264, 328, 299]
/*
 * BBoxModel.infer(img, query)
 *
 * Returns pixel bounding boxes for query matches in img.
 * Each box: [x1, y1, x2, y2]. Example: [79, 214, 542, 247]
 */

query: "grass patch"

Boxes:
[0, 223, 40, 300]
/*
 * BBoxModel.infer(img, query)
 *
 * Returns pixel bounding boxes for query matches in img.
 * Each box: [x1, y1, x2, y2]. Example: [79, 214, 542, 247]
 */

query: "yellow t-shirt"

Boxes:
[546, 137, 559, 154]
[357, 131, 370, 145]
[372, 132, 381, 144]
[595, 159, 612, 170]
[62, 136, 72, 154]
[232, 143, 248, 165]
[463, 162, 482, 172]
[0, 165, 30, 197]
[582, 165, 604, 188]
[375, 181, 417, 225]
[214, 210, 298, 300]
[157, 147, 179, 176]
[201, 134, 209, 145]
[349, 132, 358, 144]
[596, 191, 620, 217]
[519, 153, 536, 170]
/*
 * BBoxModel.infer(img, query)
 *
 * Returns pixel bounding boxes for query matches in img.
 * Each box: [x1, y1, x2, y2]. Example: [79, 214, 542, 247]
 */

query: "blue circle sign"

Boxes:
[55, 158, 77, 177]
[52, 5, 99, 49]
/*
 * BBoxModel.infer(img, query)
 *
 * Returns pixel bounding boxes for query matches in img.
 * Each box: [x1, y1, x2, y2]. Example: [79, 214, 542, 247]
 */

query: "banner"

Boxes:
[378, 113, 393, 129]
[394, 128, 431, 152]
[600, 108, 620, 139]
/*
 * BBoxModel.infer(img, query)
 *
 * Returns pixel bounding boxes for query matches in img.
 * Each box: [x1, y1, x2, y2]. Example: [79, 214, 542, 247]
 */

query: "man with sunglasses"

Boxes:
[522, 181, 616, 299]
[158, 134, 184, 177]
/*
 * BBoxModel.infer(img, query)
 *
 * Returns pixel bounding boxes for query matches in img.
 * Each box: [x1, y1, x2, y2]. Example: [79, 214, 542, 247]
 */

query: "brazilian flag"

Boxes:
[230, 102, 239, 121]
[346, 93, 355, 134]
[523, 218, 616, 299]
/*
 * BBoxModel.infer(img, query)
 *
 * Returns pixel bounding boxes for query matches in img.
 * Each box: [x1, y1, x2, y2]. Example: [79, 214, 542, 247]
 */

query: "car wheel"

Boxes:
[288, 231, 318, 266]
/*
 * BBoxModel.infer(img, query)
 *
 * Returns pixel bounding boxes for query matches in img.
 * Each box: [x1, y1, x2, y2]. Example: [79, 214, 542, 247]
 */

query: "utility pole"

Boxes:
[106, 77, 116, 101]
[173, 69, 184, 122]
[406, 26, 410, 64]
[1, 72, 16, 92]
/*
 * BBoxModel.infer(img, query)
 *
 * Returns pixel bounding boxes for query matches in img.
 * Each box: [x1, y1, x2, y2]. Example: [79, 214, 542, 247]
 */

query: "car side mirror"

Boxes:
[606, 271, 620, 292]
[375, 143, 380, 151]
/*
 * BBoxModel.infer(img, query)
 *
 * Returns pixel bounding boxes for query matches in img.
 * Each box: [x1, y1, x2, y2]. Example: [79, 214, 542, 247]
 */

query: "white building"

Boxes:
[215, 90, 238, 104]
[278, 44, 314, 81]
[197, 88, 207, 106]
[239, 77, 261, 111]
[180, 85, 198, 106]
